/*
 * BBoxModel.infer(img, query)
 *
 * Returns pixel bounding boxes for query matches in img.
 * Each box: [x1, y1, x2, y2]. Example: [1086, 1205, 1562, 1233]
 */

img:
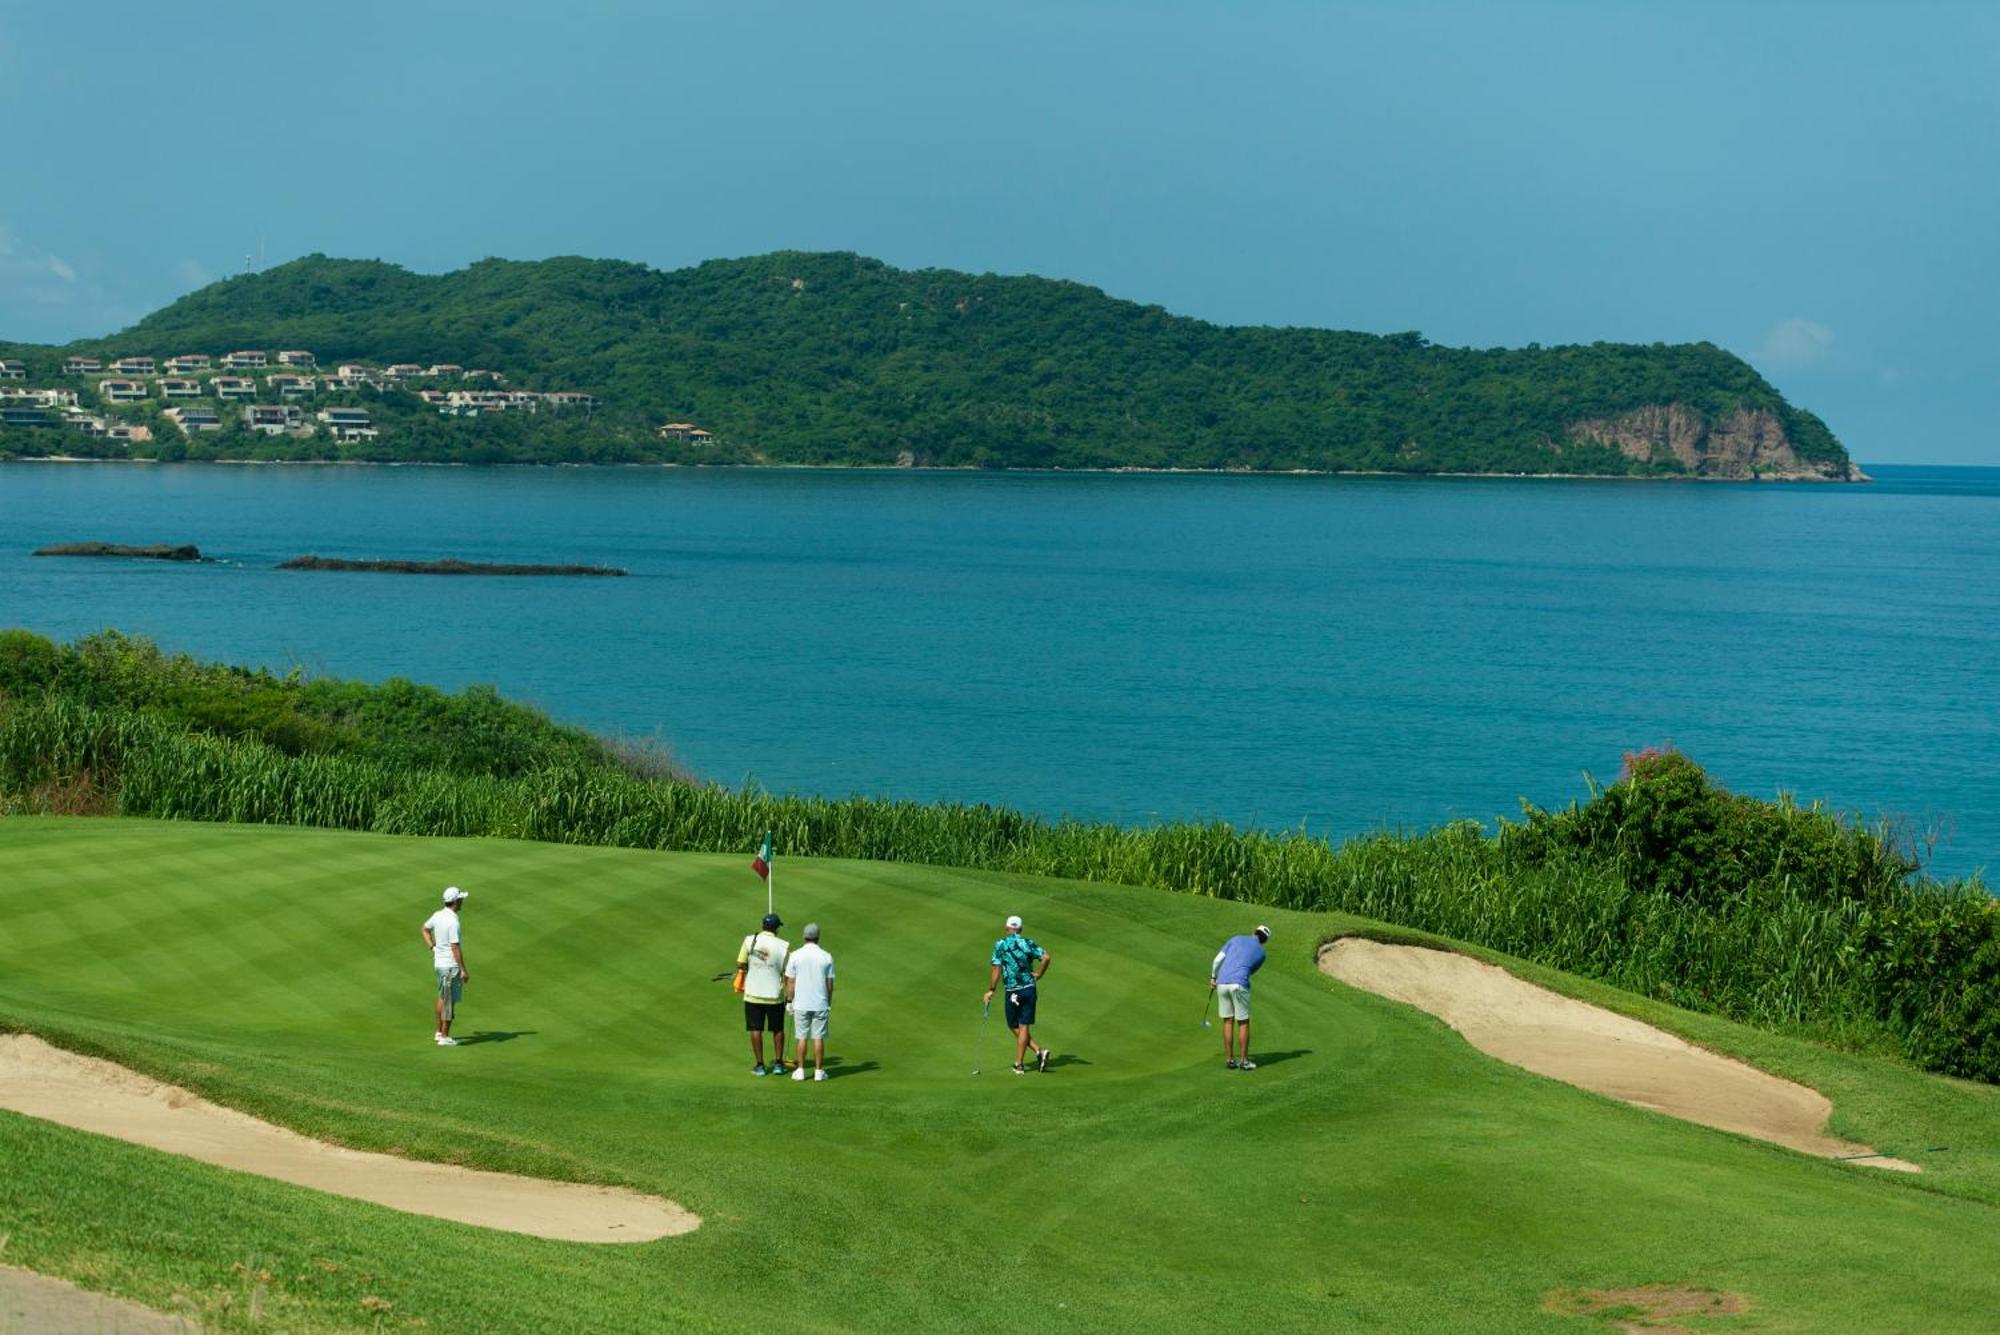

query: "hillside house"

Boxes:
[164, 354, 211, 374]
[462, 369, 505, 383]
[63, 357, 102, 375]
[0, 407, 50, 428]
[0, 387, 79, 409]
[418, 390, 450, 406]
[383, 363, 425, 380]
[658, 422, 698, 441]
[210, 376, 257, 400]
[158, 378, 203, 400]
[276, 350, 316, 368]
[0, 360, 25, 380]
[98, 379, 148, 403]
[165, 406, 221, 434]
[446, 390, 503, 410]
[317, 406, 377, 441]
[545, 391, 598, 411]
[242, 404, 307, 435]
[222, 350, 267, 369]
[268, 374, 316, 400]
[105, 422, 152, 444]
[687, 428, 713, 444]
[427, 364, 463, 377]
[109, 357, 156, 376]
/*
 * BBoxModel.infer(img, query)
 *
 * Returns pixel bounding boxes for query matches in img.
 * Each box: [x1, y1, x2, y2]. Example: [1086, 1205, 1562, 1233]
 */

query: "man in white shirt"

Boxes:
[420, 887, 469, 1047]
[737, 913, 791, 1076]
[784, 922, 836, 1082]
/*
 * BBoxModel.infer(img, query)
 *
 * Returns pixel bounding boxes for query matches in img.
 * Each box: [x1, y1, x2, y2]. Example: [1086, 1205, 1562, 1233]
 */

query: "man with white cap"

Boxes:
[784, 922, 836, 1082]
[984, 914, 1052, 1074]
[1209, 924, 1270, 1070]
[420, 887, 470, 1047]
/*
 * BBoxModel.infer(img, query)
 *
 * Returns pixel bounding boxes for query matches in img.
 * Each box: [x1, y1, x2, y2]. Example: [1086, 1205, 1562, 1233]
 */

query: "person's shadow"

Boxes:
[455, 1031, 537, 1046]
[1247, 1048, 1311, 1067]
[1044, 1054, 1091, 1070]
[822, 1056, 880, 1079]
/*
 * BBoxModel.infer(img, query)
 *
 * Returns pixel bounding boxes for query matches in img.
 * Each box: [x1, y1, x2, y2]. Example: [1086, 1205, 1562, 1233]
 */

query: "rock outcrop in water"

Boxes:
[34, 543, 208, 561]
[1564, 404, 1865, 481]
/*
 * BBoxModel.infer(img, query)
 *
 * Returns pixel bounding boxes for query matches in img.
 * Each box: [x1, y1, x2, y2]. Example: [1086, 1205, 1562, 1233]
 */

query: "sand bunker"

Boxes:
[1319, 939, 1918, 1172]
[0, 1264, 188, 1333]
[0, 1034, 698, 1242]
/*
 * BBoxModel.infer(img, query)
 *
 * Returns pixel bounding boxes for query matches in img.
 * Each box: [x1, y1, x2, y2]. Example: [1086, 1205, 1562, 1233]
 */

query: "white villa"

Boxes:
[165, 406, 222, 434]
[243, 404, 307, 435]
[318, 406, 377, 441]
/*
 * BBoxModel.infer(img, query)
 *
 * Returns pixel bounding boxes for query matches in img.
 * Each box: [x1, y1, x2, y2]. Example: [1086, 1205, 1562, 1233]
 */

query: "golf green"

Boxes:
[2, 817, 1996, 1333]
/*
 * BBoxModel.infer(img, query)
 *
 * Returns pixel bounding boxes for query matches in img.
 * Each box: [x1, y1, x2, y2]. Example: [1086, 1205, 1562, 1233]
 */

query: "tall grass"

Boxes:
[4, 696, 1995, 1082]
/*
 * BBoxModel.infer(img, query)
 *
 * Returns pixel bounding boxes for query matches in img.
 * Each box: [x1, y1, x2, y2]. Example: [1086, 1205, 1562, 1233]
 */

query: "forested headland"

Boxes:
[1, 251, 1855, 478]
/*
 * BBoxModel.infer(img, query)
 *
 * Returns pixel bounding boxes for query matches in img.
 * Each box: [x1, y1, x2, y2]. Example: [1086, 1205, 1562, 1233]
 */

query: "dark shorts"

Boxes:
[1003, 986, 1038, 1028]
[744, 1000, 786, 1033]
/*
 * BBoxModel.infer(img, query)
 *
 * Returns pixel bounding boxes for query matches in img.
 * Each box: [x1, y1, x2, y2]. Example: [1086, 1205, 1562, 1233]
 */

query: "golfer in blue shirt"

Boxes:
[1210, 925, 1270, 1070]
[985, 915, 1053, 1074]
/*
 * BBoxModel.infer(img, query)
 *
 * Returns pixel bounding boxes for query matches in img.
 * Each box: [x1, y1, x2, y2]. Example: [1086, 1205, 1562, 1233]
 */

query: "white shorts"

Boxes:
[1215, 983, 1250, 1021]
[794, 1008, 829, 1040]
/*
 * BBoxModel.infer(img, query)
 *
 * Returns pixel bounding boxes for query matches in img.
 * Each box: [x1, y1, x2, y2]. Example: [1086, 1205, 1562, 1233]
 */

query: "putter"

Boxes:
[1199, 989, 1214, 1029]
[973, 1001, 991, 1076]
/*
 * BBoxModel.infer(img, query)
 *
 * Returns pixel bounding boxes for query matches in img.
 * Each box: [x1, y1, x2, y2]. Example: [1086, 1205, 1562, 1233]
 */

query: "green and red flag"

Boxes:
[751, 831, 773, 882]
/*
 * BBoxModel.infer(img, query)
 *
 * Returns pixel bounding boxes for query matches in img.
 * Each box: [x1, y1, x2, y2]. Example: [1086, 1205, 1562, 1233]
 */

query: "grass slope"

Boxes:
[1, 817, 1995, 1333]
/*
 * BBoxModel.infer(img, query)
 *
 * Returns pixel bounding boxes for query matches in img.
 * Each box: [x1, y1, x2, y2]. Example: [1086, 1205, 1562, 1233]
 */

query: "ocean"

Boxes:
[2, 462, 1994, 877]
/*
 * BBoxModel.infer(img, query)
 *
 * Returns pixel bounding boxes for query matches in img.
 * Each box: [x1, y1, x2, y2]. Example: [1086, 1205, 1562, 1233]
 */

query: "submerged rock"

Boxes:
[278, 555, 627, 576]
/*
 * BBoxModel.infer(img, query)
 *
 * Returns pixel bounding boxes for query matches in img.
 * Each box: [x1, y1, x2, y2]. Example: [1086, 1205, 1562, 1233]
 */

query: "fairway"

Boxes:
[2, 817, 1998, 1333]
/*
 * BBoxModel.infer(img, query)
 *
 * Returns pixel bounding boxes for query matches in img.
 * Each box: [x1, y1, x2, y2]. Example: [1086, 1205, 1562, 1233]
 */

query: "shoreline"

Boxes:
[0, 454, 1869, 483]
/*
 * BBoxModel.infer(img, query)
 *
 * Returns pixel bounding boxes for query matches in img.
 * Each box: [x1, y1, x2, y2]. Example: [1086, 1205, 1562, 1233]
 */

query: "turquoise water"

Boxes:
[2, 463, 1994, 876]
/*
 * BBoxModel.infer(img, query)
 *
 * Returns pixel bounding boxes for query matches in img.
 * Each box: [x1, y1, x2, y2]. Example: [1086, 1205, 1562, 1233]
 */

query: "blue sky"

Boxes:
[1, 1, 1993, 464]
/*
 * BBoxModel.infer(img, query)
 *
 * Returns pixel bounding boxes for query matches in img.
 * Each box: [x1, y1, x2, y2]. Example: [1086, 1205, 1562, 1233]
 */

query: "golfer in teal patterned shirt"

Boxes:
[984, 914, 1053, 1074]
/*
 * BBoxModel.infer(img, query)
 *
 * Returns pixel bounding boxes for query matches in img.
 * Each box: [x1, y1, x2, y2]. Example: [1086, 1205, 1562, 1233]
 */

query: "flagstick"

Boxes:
[768, 856, 775, 917]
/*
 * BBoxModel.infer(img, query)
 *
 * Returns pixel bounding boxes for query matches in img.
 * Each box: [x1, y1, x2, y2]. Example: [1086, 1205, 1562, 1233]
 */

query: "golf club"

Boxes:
[1199, 988, 1214, 1029]
[973, 1000, 991, 1075]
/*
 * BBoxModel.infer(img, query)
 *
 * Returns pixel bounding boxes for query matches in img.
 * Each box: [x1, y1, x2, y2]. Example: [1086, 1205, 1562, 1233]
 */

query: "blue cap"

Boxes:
[762, 913, 783, 930]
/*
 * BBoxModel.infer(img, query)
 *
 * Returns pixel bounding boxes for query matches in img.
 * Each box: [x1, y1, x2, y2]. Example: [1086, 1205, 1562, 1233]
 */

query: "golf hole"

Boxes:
[1319, 939, 1920, 1172]
[0, 1034, 700, 1242]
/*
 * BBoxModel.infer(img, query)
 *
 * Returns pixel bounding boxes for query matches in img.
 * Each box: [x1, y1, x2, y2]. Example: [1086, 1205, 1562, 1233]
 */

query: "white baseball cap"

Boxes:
[442, 886, 469, 904]
[1004, 915, 1023, 930]
[1254, 924, 1272, 941]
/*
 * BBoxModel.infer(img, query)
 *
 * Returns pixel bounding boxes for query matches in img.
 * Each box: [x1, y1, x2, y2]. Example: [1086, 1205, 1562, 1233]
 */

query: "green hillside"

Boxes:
[2, 818, 1996, 1333]
[3, 251, 1852, 476]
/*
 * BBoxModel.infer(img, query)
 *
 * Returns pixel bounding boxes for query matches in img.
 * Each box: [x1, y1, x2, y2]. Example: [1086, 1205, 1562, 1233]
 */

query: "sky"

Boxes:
[1, 1, 1994, 464]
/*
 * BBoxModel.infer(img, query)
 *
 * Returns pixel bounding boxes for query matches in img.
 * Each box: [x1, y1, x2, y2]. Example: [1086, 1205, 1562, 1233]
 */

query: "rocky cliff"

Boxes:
[1565, 404, 1862, 481]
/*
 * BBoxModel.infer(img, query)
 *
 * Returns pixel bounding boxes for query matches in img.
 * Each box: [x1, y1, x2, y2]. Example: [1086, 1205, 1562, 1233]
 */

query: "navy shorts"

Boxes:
[1003, 987, 1038, 1028]
[744, 1000, 785, 1033]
